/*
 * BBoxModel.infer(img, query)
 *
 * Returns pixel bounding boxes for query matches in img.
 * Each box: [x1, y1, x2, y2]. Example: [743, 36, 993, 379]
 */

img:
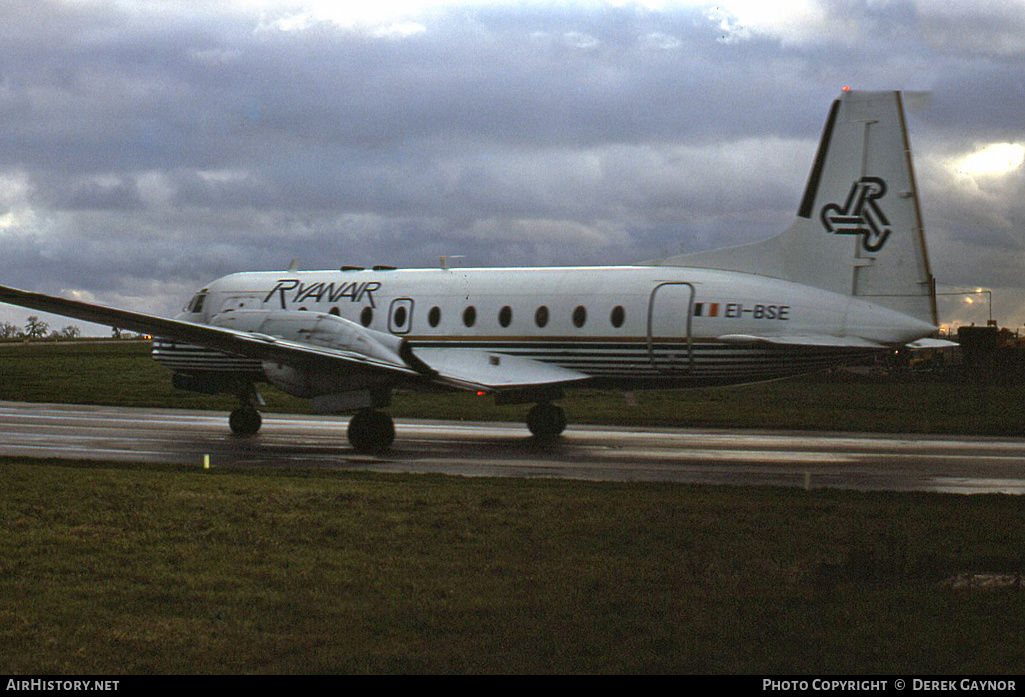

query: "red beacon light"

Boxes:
[842, 85, 852, 92]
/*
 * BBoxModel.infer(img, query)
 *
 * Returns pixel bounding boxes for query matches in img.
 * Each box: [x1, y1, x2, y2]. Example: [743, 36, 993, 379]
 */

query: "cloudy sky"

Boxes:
[1, 0, 1023, 334]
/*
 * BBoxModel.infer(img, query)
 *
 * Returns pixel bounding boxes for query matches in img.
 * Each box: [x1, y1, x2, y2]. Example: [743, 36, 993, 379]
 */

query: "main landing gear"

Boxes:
[526, 402, 566, 440]
[346, 402, 563, 451]
[347, 409, 395, 453]
[346, 402, 564, 451]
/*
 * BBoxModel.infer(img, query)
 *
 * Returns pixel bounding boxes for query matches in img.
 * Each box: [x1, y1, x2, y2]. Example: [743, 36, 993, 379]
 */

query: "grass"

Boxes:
[2, 340, 1025, 674]
[0, 339, 1021, 436]
[2, 458, 1025, 674]
[0, 340, 302, 412]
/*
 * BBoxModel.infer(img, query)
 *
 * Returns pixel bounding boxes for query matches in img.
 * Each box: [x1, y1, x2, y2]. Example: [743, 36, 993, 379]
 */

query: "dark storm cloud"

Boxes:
[0, 1, 821, 174]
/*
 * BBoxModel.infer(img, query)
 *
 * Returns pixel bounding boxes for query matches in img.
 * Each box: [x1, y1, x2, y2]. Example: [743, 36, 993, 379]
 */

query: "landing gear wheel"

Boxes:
[526, 403, 567, 439]
[229, 406, 262, 436]
[348, 410, 395, 453]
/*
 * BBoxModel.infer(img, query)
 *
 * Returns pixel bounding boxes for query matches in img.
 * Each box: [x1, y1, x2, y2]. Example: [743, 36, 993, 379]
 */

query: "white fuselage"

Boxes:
[153, 265, 935, 389]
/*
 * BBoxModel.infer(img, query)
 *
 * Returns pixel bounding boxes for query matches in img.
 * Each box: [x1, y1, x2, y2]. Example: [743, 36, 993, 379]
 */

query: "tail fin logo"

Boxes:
[820, 176, 891, 252]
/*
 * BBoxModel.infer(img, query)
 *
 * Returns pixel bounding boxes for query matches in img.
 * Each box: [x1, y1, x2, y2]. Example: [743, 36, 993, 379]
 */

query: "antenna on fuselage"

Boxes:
[438, 255, 465, 271]
[288, 258, 301, 272]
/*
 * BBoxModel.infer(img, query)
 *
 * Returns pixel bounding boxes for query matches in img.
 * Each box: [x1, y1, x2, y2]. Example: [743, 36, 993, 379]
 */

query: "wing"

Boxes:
[0, 284, 589, 393]
[0, 284, 416, 376]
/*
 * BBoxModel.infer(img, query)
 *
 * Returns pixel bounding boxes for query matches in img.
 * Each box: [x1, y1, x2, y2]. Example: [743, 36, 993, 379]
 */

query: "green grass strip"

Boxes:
[2, 458, 1025, 674]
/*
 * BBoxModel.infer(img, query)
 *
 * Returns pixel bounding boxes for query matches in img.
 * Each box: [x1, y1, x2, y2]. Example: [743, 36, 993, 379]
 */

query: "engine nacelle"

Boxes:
[171, 371, 239, 396]
[211, 308, 406, 360]
[259, 360, 392, 399]
[209, 309, 410, 398]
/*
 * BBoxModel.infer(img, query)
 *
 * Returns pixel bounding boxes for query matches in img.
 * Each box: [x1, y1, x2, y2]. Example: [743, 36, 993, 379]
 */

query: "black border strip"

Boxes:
[797, 98, 841, 219]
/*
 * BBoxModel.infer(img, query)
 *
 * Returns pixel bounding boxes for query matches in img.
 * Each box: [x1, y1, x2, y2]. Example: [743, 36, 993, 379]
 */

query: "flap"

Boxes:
[411, 347, 589, 391]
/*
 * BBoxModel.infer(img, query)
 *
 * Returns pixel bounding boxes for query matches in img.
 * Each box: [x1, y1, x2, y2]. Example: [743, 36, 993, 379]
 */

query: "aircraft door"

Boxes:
[647, 282, 694, 373]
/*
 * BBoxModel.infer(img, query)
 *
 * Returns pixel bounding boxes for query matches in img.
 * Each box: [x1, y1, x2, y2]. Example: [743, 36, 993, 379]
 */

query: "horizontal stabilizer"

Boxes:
[719, 334, 956, 350]
[718, 334, 887, 349]
[905, 338, 958, 349]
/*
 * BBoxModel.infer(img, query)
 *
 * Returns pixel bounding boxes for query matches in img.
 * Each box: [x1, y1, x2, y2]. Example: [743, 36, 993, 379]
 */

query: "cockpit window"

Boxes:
[186, 292, 207, 314]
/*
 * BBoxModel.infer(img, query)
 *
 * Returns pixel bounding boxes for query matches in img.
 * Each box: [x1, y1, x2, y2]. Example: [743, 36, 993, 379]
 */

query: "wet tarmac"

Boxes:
[2, 401, 1024, 494]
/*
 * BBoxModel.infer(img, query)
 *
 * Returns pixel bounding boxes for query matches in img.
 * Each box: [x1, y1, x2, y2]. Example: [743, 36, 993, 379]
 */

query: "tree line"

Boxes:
[1, 316, 81, 339]
[0, 316, 135, 340]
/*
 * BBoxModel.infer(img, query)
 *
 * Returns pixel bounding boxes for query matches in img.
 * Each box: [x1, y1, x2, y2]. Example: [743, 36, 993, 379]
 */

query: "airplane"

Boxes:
[0, 89, 951, 452]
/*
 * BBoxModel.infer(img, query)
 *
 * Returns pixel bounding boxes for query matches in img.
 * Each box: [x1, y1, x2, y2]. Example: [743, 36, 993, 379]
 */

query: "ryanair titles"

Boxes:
[264, 279, 381, 309]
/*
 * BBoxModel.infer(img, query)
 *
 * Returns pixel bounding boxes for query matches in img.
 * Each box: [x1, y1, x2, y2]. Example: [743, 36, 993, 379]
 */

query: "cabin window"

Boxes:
[463, 306, 477, 328]
[498, 305, 512, 328]
[428, 306, 441, 328]
[610, 305, 625, 328]
[186, 292, 207, 314]
[572, 305, 587, 328]
[535, 306, 549, 328]
[329, 307, 340, 316]
[360, 306, 373, 327]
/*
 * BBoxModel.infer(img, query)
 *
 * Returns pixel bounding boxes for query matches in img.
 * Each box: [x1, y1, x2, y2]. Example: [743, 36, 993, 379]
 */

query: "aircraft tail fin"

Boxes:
[649, 90, 938, 327]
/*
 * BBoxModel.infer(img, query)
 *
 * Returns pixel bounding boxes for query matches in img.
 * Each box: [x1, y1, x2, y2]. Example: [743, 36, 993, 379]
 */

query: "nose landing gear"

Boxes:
[228, 405, 262, 435]
[229, 385, 263, 436]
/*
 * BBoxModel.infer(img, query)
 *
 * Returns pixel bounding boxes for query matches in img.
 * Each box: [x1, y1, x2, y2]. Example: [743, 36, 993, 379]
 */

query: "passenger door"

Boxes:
[647, 282, 694, 373]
